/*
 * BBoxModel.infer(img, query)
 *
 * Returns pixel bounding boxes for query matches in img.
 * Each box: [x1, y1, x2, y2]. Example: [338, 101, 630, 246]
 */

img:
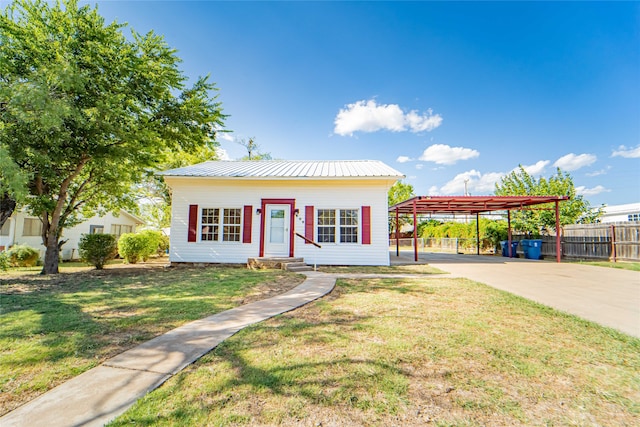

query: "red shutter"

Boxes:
[188, 204, 198, 242]
[305, 206, 314, 243]
[362, 206, 371, 245]
[243, 205, 252, 243]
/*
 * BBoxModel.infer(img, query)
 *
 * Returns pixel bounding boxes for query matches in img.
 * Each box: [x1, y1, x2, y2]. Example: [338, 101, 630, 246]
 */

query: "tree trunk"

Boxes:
[0, 192, 16, 229]
[41, 235, 60, 275]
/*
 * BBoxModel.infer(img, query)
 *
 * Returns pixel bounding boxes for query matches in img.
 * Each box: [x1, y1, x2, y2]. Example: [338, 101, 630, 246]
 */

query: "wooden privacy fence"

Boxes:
[561, 222, 639, 261]
[512, 222, 639, 261]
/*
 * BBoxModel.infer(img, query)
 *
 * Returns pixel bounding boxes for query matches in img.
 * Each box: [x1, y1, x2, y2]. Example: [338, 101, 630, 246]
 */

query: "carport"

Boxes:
[389, 195, 569, 263]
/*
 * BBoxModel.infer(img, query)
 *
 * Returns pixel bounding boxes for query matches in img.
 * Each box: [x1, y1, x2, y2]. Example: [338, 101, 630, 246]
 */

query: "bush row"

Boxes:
[0, 230, 169, 271]
[0, 244, 40, 269]
[81, 229, 169, 267]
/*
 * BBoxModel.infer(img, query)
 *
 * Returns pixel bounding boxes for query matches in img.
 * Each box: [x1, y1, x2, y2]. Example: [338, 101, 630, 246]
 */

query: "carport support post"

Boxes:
[476, 212, 480, 255]
[413, 200, 418, 262]
[395, 207, 400, 257]
[555, 200, 561, 263]
[507, 210, 513, 258]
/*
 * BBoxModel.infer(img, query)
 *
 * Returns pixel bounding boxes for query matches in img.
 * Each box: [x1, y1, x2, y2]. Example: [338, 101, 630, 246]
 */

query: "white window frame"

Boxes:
[22, 218, 42, 237]
[110, 224, 133, 238]
[316, 208, 359, 244]
[201, 208, 220, 241]
[200, 207, 242, 243]
[90, 225, 104, 234]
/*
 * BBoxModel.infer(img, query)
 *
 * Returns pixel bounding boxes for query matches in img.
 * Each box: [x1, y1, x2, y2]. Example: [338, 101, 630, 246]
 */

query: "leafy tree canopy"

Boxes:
[494, 166, 601, 235]
[388, 180, 415, 233]
[137, 143, 220, 230]
[0, 142, 29, 227]
[0, 0, 226, 273]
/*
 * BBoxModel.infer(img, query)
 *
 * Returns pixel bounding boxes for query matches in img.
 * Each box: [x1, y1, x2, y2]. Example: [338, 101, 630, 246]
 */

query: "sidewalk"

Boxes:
[0, 271, 336, 427]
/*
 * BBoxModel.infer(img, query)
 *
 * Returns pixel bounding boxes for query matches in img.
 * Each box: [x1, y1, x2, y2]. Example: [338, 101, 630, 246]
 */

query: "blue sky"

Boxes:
[90, 1, 638, 206]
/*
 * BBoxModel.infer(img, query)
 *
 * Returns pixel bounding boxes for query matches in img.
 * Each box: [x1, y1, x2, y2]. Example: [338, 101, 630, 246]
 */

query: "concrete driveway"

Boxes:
[392, 251, 640, 338]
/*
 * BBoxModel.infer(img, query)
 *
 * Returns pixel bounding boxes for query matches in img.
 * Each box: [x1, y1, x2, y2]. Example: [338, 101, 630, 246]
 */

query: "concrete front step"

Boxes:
[248, 257, 311, 271]
[284, 262, 314, 272]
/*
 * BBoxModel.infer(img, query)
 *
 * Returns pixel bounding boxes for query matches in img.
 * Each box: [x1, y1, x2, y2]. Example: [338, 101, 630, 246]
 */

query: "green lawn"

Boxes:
[575, 260, 640, 271]
[0, 265, 304, 415]
[110, 277, 640, 427]
[318, 264, 446, 274]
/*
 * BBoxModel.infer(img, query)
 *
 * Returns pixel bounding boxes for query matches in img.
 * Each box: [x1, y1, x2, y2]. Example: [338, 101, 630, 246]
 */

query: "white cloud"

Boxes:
[434, 169, 505, 196]
[612, 144, 640, 158]
[585, 167, 610, 177]
[334, 99, 442, 136]
[419, 144, 479, 165]
[405, 109, 443, 132]
[218, 132, 235, 142]
[576, 185, 610, 196]
[440, 170, 481, 194]
[553, 153, 597, 171]
[396, 155, 412, 163]
[428, 185, 440, 196]
[415, 164, 424, 170]
[519, 160, 550, 176]
[217, 147, 231, 160]
[476, 172, 506, 193]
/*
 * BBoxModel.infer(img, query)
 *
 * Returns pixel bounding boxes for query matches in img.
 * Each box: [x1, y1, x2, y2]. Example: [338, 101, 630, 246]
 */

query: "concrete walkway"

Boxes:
[393, 251, 640, 338]
[1, 271, 336, 427]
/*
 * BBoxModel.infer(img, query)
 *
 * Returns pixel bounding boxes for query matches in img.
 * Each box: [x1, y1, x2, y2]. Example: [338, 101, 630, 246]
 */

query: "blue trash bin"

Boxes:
[525, 239, 542, 260]
[500, 240, 519, 257]
[521, 239, 530, 258]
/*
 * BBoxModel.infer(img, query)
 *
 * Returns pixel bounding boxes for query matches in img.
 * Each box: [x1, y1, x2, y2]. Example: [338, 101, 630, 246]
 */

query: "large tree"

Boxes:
[137, 143, 220, 230]
[388, 180, 415, 234]
[495, 166, 601, 234]
[0, 0, 225, 273]
[0, 142, 29, 227]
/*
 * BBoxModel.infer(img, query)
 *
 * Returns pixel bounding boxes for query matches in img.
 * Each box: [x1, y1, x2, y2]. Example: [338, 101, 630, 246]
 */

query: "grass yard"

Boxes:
[0, 265, 304, 415]
[575, 260, 640, 272]
[318, 264, 446, 274]
[110, 277, 640, 427]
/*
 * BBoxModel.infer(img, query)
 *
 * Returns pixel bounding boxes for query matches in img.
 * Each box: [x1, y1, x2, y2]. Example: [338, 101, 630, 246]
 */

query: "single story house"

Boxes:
[160, 160, 404, 266]
[0, 210, 144, 260]
[598, 202, 640, 223]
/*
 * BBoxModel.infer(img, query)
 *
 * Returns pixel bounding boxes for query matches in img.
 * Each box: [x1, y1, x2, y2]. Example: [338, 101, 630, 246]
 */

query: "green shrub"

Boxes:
[0, 251, 9, 271]
[117, 231, 154, 263]
[158, 233, 170, 255]
[6, 244, 40, 267]
[78, 233, 117, 269]
[138, 229, 164, 257]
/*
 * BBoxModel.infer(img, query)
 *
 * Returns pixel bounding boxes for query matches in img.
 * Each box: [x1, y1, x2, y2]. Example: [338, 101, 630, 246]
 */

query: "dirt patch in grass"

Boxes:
[111, 277, 640, 427]
[0, 263, 304, 415]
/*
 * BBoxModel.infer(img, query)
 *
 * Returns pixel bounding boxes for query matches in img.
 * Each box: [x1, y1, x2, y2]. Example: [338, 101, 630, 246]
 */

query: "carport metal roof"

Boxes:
[389, 195, 570, 263]
[389, 195, 569, 215]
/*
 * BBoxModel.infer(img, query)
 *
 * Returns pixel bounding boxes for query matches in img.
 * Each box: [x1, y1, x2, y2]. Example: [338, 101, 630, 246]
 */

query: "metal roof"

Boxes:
[159, 160, 405, 179]
[390, 195, 570, 215]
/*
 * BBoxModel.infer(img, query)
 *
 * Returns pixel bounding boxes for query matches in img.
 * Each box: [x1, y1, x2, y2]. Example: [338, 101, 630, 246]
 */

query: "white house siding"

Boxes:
[0, 211, 143, 260]
[166, 177, 394, 266]
[599, 203, 640, 223]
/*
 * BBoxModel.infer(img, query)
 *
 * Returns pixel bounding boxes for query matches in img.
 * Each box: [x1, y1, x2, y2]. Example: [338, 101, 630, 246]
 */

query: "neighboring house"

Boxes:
[0, 210, 144, 260]
[160, 160, 404, 266]
[599, 203, 640, 223]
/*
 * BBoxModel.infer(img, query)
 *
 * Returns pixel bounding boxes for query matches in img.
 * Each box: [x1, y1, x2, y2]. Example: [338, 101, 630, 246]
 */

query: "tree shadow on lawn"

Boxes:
[0, 266, 300, 415]
[110, 311, 416, 426]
